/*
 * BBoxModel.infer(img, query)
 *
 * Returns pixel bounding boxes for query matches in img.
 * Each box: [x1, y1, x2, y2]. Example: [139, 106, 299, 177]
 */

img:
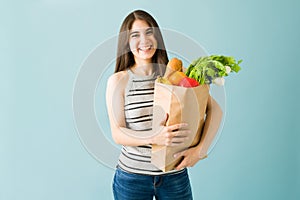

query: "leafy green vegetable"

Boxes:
[185, 55, 242, 85]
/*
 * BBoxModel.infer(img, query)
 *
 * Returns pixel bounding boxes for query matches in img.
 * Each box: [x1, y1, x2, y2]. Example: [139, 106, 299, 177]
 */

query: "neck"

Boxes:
[131, 62, 154, 76]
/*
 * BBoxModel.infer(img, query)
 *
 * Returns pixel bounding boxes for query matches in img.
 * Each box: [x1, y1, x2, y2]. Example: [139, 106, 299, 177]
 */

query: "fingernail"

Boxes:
[173, 154, 177, 158]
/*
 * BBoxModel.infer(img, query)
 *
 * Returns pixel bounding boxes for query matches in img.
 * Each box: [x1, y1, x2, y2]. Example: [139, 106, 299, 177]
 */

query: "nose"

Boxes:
[140, 33, 149, 44]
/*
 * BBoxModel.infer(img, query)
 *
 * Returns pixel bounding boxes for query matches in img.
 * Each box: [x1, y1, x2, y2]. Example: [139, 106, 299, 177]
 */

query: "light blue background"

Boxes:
[1, 0, 299, 200]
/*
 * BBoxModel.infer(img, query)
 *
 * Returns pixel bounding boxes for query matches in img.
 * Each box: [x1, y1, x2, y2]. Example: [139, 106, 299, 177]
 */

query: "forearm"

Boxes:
[112, 126, 153, 146]
[112, 123, 189, 147]
[196, 98, 223, 154]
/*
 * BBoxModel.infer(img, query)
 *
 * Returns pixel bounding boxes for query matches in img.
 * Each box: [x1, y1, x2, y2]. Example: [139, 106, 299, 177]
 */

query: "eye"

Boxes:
[130, 33, 139, 38]
[146, 29, 153, 35]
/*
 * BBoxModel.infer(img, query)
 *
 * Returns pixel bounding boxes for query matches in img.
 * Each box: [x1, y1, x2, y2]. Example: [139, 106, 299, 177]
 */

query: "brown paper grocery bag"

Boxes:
[151, 80, 209, 172]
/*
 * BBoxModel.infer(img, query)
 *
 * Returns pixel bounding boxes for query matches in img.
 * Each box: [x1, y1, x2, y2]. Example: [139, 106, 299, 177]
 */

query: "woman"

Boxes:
[106, 10, 223, 200]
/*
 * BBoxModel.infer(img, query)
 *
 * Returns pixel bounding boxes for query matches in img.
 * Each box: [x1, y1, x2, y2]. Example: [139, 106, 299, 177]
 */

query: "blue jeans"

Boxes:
[112, 167, 193, 200]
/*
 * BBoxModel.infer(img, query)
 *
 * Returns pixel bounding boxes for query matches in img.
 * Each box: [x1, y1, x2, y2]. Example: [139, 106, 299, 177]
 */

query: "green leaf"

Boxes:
[185, 55, 242, 85]
[185, 64, 194, 76]
[231, 64, 241, 72]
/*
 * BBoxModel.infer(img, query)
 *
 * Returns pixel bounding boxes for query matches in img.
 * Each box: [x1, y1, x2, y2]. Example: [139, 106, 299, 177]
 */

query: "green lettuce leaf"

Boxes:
[185, 55, 242, 85]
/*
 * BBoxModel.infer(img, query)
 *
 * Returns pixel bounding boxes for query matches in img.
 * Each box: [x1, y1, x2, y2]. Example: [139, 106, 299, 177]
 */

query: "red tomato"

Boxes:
[178, 77, 199, 87]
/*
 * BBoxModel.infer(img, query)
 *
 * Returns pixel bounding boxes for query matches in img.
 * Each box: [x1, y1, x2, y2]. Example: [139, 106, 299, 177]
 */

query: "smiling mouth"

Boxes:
[138, 45, 153, 51]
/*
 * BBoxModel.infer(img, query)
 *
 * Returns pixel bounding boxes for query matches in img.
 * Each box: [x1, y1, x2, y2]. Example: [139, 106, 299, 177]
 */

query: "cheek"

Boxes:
[129, 40, 137, 51]
[151, 37, 158, 49]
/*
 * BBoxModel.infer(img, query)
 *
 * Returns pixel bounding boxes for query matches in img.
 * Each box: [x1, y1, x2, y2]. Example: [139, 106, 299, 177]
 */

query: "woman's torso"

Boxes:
[117, 68, 181, 175]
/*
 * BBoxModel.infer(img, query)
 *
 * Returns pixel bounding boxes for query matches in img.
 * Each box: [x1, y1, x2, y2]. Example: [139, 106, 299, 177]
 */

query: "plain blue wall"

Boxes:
[1, 0, 299, 199]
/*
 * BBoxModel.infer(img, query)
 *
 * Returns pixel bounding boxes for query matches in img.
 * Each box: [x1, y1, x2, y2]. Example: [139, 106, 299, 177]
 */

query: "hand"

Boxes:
[173, 147, 208, 170]
[151, 114, 190, 146]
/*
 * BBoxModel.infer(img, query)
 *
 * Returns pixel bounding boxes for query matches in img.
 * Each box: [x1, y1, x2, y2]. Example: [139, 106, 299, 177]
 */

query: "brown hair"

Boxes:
[115, 10, 168, 73]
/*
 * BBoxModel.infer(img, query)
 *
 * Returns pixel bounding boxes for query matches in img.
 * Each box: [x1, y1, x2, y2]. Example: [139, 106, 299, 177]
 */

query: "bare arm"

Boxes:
[196, 95, 223, 156]
[105, 71, 189, 147]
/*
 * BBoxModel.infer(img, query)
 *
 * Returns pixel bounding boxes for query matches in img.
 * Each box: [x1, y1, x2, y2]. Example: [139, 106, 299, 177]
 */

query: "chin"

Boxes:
[141, 51, 156, 60]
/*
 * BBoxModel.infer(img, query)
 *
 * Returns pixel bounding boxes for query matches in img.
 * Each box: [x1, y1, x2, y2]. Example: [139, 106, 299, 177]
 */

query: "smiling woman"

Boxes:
[106, 10, 195, 200]
[105, 8, 224, 200]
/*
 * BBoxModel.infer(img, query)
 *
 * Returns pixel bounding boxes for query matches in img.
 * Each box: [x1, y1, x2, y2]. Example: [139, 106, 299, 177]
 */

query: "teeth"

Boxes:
[139, 45, 152, 51]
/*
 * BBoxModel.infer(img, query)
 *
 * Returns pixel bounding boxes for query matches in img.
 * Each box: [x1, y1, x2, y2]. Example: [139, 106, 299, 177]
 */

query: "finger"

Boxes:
[165, 130, 189, 140]
[167, 123, 188, 131]
[172, 130, 190, 138]
[164, 138, 184, 146]
[171, 136, 188, 144]
[173, 150, 186, 158]
[176, 160, 187, 170]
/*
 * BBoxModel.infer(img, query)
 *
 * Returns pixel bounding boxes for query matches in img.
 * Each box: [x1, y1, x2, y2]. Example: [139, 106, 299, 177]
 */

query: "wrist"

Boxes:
[195, 143, 208, 158]
[147, 137, 154, 145]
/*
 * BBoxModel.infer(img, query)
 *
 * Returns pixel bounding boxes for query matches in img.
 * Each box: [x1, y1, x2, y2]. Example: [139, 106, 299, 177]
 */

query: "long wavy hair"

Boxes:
[115, 10, 168, 73]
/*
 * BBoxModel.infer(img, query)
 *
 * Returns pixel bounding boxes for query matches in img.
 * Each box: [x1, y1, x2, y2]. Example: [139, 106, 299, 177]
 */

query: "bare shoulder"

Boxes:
[108, 71, 128, 85]
[107, 70, 129, 89]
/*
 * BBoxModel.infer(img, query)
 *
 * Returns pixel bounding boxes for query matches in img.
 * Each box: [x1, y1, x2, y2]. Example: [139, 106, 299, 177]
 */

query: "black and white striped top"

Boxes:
[117, 68, 177, 175]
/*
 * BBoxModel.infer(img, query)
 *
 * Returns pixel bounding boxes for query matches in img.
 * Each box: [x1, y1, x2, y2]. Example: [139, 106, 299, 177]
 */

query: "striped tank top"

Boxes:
[117, 68, 181, 175]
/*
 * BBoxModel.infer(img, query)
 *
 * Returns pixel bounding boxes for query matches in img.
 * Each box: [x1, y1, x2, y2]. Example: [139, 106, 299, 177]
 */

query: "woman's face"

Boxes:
[128, 19, 157, 64]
